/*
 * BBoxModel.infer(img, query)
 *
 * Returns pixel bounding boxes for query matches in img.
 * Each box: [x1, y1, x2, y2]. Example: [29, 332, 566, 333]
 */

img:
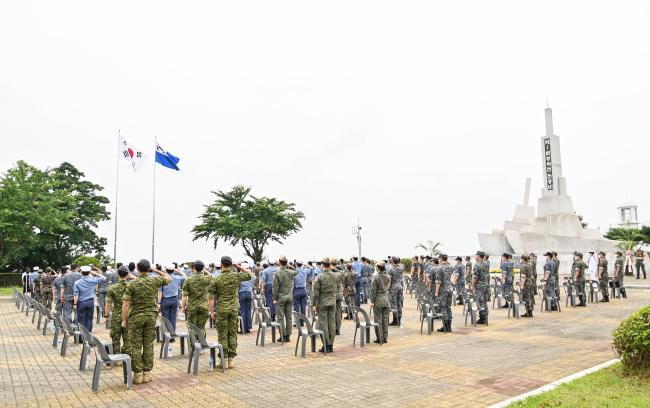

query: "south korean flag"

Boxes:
[118, 134, 148, 172]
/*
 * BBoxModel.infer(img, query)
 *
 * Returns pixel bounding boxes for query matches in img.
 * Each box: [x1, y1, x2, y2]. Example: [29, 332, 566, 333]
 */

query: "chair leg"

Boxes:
[192, 347, 200, 375]
[360, 327, 365, 348]
[187, 348, 193, 374]
[255, 327, 261, 346]
[311, 335, 316, 352]
[294, 335, 300, 356]
[210, 348, 216, 370]
[125, 359, 133, 389]
[180, 337, 185, 355]
[61, 333, 69, 356]
[353, 326, 358, 347]
[79, 344, 88, 371]
[52, 327, 60, 347]
[301, 335, 307, 357]
[122, 359, 128, 384]
[219, 346, 225, 373]
[91, 360, 102, 392]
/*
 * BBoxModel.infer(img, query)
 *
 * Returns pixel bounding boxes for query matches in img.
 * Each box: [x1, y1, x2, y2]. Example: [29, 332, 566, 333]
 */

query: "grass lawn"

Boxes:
[0, 286, 20, 296]
[510, 362, 650, 407]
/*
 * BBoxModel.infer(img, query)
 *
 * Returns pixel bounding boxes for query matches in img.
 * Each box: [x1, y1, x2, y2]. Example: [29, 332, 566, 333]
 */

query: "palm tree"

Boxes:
[605, 224, 647, 251]
[415, 240, 442, 257]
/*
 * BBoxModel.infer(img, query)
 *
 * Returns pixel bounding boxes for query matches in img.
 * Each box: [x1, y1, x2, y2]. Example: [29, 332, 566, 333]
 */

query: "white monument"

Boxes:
[478, 107, 618, 267]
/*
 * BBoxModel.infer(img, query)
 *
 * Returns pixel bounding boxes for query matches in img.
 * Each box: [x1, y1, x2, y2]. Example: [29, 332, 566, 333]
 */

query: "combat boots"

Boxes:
[389, 312, 399, 326]
[133, 372, 143, 384]
[446, 320, 452, 332]
[142, 371, 151, 383]
[476, 312, 486, 324]
[227, 358, 235, 369]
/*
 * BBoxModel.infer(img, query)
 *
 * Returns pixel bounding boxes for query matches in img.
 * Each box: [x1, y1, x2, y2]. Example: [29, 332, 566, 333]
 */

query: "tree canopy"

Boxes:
[0, 160, 110, 270]
[192, 185, 304, 263]
[605, 226, 650, 250]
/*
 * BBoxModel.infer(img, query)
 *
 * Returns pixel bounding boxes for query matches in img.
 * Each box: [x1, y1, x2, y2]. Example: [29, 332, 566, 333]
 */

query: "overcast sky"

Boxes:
[1, 1, 648, 265]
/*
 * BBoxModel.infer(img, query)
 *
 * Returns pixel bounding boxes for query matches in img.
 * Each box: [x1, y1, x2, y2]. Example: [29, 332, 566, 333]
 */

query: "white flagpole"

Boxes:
[151, 136, 157, 263]
[113, 130, 120, 268]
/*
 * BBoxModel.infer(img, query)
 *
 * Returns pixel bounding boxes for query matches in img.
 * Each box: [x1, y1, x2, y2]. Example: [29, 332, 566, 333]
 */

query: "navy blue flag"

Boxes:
[155, 143, 180, 171]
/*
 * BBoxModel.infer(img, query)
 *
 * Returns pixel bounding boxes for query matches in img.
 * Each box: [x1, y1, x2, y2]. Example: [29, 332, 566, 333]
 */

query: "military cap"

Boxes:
[475, 251, 485, 257]
[502, 252, 510, 258]
[321, 257, 330, 264]
[544, 251, 553, 257]
[575, 252, 583, 258]
[80, 265, 91, 272]
[278, 255, 287, 262]
[455, 256, 462, 261]
[377, 261, 385, 267]
[391, 256, 400, 263]
[165, 264, 175, 271]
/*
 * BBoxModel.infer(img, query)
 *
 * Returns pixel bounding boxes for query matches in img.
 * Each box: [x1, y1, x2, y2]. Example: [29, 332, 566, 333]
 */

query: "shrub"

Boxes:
[0, 273, 22, 287]
[613, 304, 650, 374]
[401, 258, 412, 272]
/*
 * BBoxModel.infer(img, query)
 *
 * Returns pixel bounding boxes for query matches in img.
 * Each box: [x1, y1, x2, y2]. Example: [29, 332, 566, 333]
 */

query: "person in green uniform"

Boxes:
[370, 261, 390, 343]
[181, 260, 212, 335]
[121, 259, 171, 385]
[272, 256, 297, 342]
[330, 258, 344, 335]
[104, 265, 134, 359]
[208, 256, 252, 369]
[598, 251, 610, 302]
[519, 255, 535, 317]
[312, 257, 338, 353]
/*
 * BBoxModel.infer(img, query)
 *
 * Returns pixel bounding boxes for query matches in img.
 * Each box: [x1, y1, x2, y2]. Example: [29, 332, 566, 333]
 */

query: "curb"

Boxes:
[488, 358, 620, 408]
[625, 285, 650, 290]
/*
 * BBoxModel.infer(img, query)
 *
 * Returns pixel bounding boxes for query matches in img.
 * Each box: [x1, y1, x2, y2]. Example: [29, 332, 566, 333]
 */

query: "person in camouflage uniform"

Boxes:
[530, 253, 538, 295]
[370, 261, 390, 343]
[472, 251, 489, 324]
[40, 267, 56, 309]
[272, 256, 297, 342]
[209, 256, 253, 368]
[104, 266, 133, 357]
[121, 259, 171, 385]
[330, 258, 344, 335]
[614, 251, 627, 298]
[542, 252, 558, 311]
[387, 257, 404, 326]
[552, 252, 561, 298]
[182, 260, 212, 335]
[519, 255, 535, 317]
[572, 253, 587, 306]
[360, 257, 372, 304]
[454, 257, 466, 305]
[342, 264, 356, 320]
[97, 266, 113, 319]
[312, 257, 338, 353]
[464, 256, 473, 289]
[53, 267, 66, 315]
[411, 256, 420, 284]
[500, 253, 514, 309]
[434, 254, 454, 332]
[32, 269, 44, 304]
[598, 251, 610, 302]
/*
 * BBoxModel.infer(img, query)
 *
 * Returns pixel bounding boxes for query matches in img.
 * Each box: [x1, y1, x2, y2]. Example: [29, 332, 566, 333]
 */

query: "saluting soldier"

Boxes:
[312, 258, 338, 353]
[209, 256, 253, 369]
[121, 260, 172, 385]
[454, 257, 466, 305]
[500, 253, 514, 309]
[182, 260, 212, 335]
[272, 256, 298, 342]
[104, 266, 134, 357]
[388, 257, 404, 327]
[434, 254, 455, 332]
[370, 261, 390, 343]
[542, 252, 558, 311]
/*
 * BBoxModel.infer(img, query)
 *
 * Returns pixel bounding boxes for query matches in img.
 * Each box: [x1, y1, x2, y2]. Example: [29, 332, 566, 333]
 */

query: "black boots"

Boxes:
[389, 312, 399, 326]
[436, 320, 452, 332]
[477, 312, 487, 325]
[501, 301, 510, 309]
[319, 345, 334, 353]
[522, 310, 533, 318]
[621, 288, 627, 298]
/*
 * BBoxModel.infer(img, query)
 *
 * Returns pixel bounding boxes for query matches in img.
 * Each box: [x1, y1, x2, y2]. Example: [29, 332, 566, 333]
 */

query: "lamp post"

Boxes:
[352, 218, 362, 259]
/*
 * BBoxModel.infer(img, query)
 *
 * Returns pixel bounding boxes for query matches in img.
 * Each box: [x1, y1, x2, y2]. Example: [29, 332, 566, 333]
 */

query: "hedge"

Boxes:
[613, 304, 650, 374]
[0, 273, 22, 287]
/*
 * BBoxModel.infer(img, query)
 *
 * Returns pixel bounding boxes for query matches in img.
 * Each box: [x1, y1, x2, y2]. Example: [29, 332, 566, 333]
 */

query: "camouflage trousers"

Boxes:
[575, 278, 586, 304]
[522, 285, 535, 313]
[343, 294, 355, 317]
[217, 310, 240, 357]
[317, 304, 336, 346]
[361, 278, 370, 301]
[389, 287, 403, 317]
[373, 306, 389, 341]
[438, 291, 453, 321]
[55, 301, 63, 315]
[187, 307, 209, 335]
[475, 285, 489, 316]
[335, 299, 342, 331]
[599, 276, 610, 300]
[276, 298, 293, 338]
[502, 281, 513, 300]
[456, 279, 466, 299]
[41, 289, 52, 309]
[97, 292, 107, 314]
[110, 320, 128, 354]
[126, 314, 156, 373]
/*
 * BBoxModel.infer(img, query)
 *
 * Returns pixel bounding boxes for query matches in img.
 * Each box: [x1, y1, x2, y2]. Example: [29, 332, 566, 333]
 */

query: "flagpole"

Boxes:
[113, 130, 120, 268]
[151, 136, 157, 264]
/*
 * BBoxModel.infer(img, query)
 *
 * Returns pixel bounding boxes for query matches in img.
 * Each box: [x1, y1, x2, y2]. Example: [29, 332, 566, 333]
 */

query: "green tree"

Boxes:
[192, 185, 305, 264]
[605, 225, 648, 251]
[0, 161, 110, 270]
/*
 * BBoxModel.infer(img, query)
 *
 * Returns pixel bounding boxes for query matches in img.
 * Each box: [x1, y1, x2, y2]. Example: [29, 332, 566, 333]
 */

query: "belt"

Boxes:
[163, 295, 177, 299]
[294, 287, 305, 290]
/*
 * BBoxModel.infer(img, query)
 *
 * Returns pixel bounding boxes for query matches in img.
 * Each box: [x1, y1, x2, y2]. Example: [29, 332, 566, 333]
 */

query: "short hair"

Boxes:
[465, 256, 470, 261]
[521, 255, 529, 262]
[128, 262, 136, 272]
[70, 264, 78, 270]
[136, 259, 151, 273]
[440, 254, 448, 261]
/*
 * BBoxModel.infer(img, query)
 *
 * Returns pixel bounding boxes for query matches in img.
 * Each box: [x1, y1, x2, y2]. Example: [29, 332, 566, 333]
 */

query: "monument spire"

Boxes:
[544, 106, 554, 137]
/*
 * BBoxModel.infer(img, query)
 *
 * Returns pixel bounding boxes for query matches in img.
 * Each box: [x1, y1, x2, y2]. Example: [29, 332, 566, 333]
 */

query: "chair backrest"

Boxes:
[511, 290, 521, 302]
[53, 313, 63, 329]
[261, 308, 273, 325]
[355, 307, 372, 325]
[295, 312, 315, 334]
[160, 315, 176, 336]
[62, 316, 76, 334]
[185, 322, 200, 346]
[90, 334, 111, 361]
[77, 323, 93, 346]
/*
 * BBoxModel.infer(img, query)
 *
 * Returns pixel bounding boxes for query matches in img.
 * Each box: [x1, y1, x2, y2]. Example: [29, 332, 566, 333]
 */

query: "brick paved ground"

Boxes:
[1, 290, 648, 408]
